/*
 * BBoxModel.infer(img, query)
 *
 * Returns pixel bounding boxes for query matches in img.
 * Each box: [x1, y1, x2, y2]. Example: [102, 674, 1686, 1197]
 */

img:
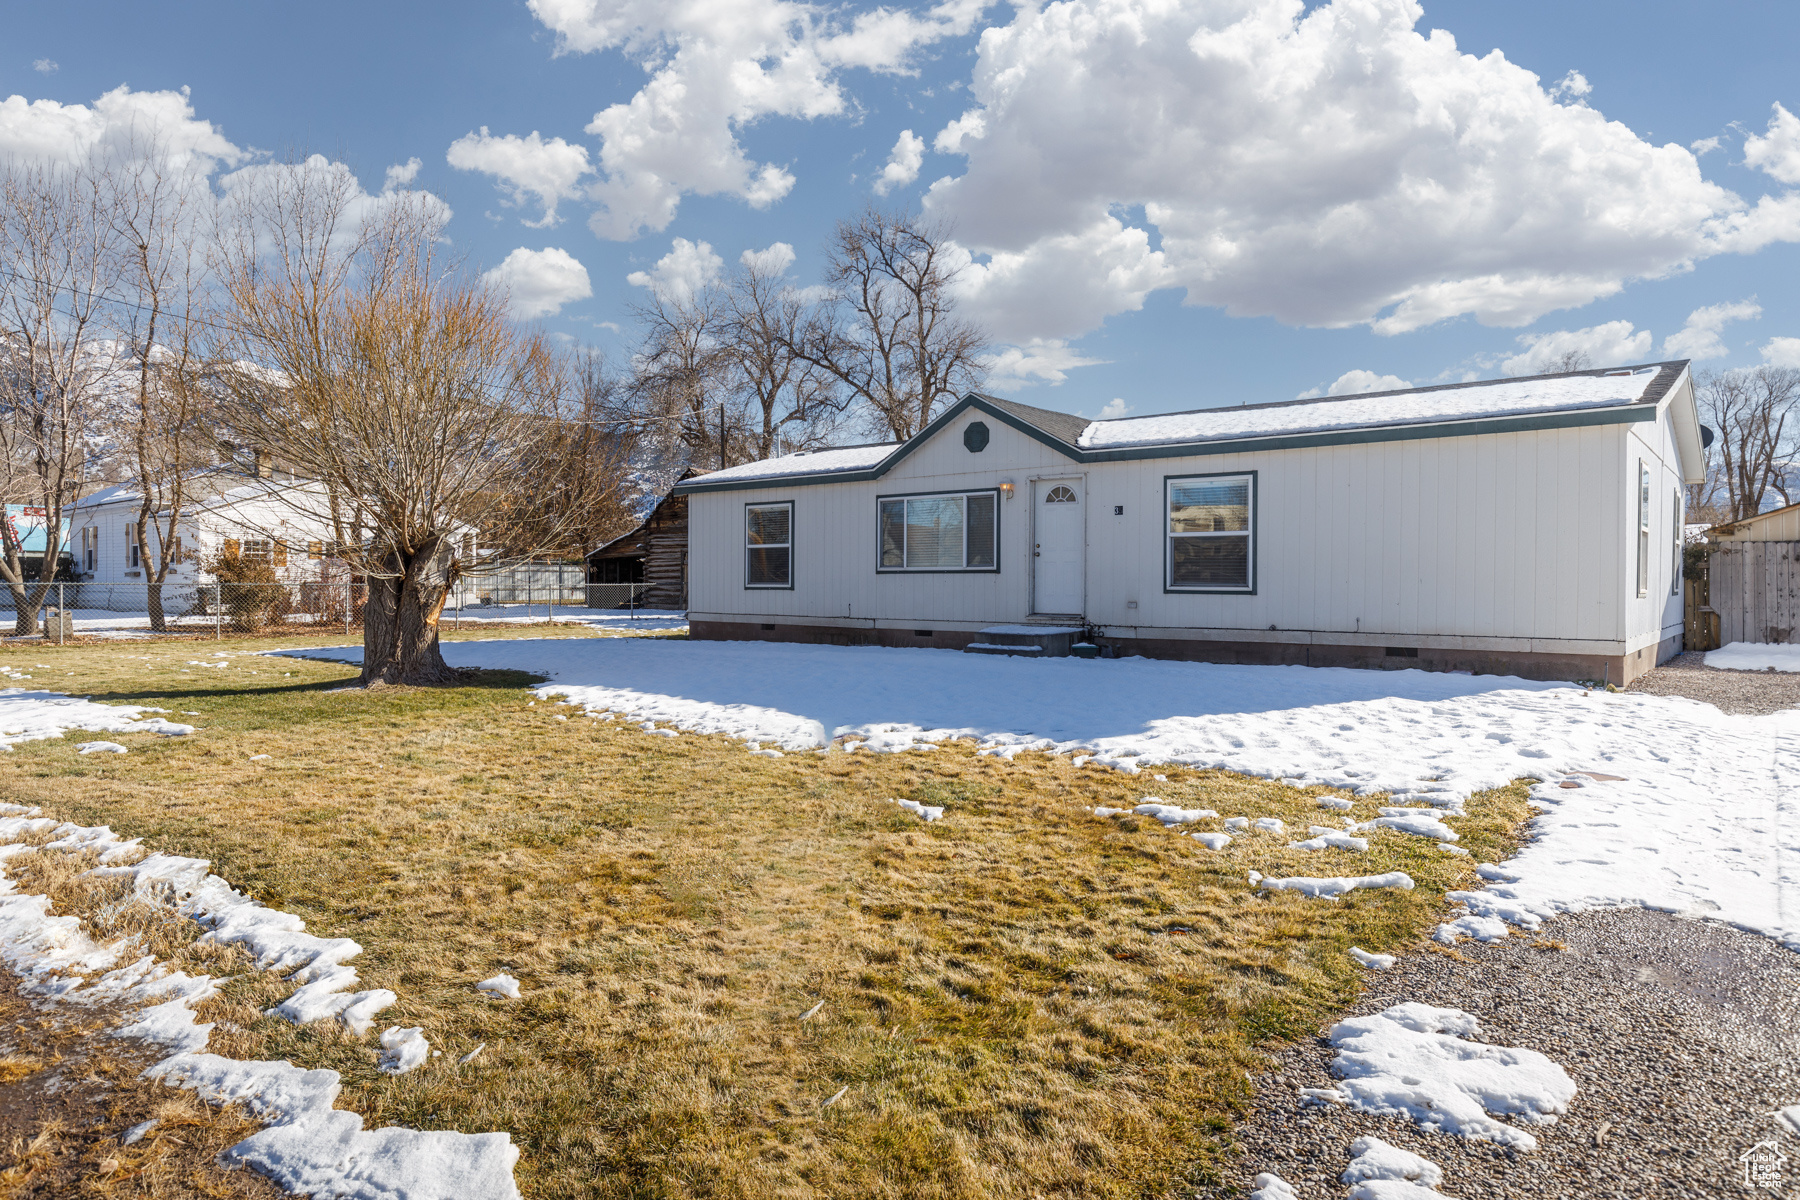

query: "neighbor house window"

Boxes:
[746, 501, 793, 588]
[124, 523, 140, 569]
[1166, 473, 1255, 592]
[242, 539, 272, 564]
[877, 490, 998, 571]
[1670, 488, 1681, 597]
[80, 526, 96, 573]
[1636, 461, 1650, 598]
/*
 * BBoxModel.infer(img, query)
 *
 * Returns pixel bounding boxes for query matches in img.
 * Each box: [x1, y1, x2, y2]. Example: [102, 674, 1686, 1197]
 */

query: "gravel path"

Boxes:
[1627, 650, 1800, 715]
[1208, 908, 1800, 1199]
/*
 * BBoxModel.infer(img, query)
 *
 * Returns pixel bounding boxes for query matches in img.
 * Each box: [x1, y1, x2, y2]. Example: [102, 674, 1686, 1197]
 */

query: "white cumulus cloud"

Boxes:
[1296, 369, 1412, 399]
[627, 237, 724, 304]
[383, 157, 423, 193]
[483, 247, 594, 319]
[1500, 320, 1653, 376]
[740, 241, 797, 275]
[527, 0, 989, 239]
[981, 338, 1105, 391]
[0, 85, 242, 171]
[1762, 337, 1800, 369]
[31, 59, 57, 75]
[1096, 397, 1131, 418]
[925, 0, 1800, 346]
[447, 127, 591, 227]
[874, 129, 925, 195]
[1661, 299, 1761, 361]
[1744, 102, 1800, 185]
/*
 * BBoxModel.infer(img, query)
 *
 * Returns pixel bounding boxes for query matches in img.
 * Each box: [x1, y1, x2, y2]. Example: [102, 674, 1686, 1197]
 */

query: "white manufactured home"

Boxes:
[674, 362, 1704, 684]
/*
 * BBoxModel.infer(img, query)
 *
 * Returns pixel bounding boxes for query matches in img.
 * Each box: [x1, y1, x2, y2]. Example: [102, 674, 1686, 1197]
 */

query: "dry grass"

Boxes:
[0, 632, 1538, 1199]
[0, 967, 283, 1199]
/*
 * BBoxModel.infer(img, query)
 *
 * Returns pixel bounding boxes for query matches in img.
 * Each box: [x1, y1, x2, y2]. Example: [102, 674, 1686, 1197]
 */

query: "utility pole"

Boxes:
[718, 404, 726, 471]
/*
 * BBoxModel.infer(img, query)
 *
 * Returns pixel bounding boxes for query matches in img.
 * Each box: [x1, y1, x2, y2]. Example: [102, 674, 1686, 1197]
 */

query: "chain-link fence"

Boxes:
[4, 576, 657, 642]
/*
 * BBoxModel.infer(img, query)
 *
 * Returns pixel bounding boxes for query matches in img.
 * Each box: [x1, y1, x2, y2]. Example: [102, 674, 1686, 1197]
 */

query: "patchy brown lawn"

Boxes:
[0, 631, 1536, 1199]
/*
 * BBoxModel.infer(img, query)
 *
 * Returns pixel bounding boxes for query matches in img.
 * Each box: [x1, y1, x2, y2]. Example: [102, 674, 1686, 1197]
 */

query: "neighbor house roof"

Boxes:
[674, 361, 1692, 494]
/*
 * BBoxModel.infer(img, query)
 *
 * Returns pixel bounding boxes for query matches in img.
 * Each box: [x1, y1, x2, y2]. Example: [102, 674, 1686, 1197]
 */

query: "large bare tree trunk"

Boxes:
[360, 537, 458, 686]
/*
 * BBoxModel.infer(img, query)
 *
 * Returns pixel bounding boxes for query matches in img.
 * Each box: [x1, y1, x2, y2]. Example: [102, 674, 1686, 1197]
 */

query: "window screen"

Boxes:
[1167, 475, 1254, 591]
[746, 502, 792, 588]
[877, 491, 999, 571]
[1636, 461, 1650, 598]
[1670, 488, 1681, 597]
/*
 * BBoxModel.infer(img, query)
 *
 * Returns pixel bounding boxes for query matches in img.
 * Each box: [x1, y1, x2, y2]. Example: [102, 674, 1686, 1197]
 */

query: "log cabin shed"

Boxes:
[586, 489, 689, 609]
[672, 362, 1705, 684]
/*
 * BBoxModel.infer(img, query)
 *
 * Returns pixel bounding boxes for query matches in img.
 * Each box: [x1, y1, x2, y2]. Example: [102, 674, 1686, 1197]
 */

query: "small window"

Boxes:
[242, 539, 272, 564]
[1670, 489, 1681, 597]
[1044, 485, 1077, 503]
[746, 502, 793, 588]
[878, 490, 998, 571]
[124, 522, 140, 568]
[1636, 461, 1650, 598]
[1167, 473, 1255, 592]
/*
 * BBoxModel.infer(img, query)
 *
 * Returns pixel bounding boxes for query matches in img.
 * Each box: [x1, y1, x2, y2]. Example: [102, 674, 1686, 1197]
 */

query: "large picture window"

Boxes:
[878, 490, 998, 571]
[746, 502, 793, 588]
[1166, 473, 1255, 592]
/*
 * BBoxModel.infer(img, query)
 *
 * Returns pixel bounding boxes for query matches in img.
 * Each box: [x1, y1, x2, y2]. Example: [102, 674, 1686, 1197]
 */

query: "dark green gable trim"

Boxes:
[673, 394, 1659, 495]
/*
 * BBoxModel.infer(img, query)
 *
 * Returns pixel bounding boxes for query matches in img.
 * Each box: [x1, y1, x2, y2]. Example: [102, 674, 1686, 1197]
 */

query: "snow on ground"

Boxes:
[0, 689, 193, 749]
[1706, 642, 1800, 672]
[292, 637, 1800, 951]
[0, 803, 520, 1199]
[1319, 1003, 1576, 1151]
[58, 605, 687, 635]
[1342, 1135, 1456, 1199]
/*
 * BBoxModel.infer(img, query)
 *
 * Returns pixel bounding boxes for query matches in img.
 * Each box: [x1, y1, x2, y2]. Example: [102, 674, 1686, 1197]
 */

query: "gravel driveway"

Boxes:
[1627, 650, 1800, 715]
[1207, 908, 1800, 1199]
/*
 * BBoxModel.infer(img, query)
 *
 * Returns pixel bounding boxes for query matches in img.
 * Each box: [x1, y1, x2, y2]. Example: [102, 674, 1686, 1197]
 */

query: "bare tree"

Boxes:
[215, 159, 607, 685]
[631, 286, 739, 470]
[716, 258, 843, 460]
[1548, 349, 1593, 373]
[793, 207, 987, 442]
[109, 142, 219, 631]
[1697, 366, 1800, 522]
[0, 160, 122, 634]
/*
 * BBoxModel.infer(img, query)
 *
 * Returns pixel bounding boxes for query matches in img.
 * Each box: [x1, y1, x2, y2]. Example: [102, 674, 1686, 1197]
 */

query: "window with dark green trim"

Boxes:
[1167, 474, 1254, 592]
[878, 490, 998, 571]
[746, 502, 792, 588]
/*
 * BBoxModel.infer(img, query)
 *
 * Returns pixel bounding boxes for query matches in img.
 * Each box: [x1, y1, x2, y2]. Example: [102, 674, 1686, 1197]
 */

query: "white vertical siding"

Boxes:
[690, 410, 1659, 652]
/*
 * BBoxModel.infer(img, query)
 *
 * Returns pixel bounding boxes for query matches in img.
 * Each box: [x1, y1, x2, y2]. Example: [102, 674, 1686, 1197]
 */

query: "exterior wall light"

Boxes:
[999, 480, 1015, 500]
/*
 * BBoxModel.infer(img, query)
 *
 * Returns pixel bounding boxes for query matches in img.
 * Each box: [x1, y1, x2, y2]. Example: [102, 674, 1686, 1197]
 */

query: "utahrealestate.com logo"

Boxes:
[1741, 1141, 1787, 1190]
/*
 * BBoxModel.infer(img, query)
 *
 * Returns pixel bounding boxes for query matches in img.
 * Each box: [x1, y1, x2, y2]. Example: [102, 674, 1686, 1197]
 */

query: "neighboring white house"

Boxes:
[673, 361, 1705, 685]
[67, 473, 349, 611]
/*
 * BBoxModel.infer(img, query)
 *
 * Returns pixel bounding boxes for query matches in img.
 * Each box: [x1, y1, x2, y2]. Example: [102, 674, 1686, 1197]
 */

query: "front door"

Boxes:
[1032, 478, 1084, 615]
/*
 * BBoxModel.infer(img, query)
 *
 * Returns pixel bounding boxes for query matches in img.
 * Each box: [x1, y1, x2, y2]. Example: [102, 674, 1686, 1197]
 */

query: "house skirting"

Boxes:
[688, 620, 1682, 685]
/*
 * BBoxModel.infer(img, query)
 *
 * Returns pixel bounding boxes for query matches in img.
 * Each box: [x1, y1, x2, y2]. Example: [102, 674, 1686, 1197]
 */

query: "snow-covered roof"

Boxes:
[1078, 368, 1667, 450]
[675, 363, 1688, 492]
[685, 442, 897, 486]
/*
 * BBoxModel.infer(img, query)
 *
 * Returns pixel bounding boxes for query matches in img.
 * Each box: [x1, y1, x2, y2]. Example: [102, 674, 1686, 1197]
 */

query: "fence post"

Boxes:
[344, 582, 351, 637]
[528, 579, 533, 624]
[215, 583, 222, 641]
[57, 582, 63, 645]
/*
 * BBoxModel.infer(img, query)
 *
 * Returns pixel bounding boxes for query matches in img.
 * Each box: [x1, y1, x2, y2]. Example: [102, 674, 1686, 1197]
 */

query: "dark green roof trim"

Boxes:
[674, 388, 1662, 494]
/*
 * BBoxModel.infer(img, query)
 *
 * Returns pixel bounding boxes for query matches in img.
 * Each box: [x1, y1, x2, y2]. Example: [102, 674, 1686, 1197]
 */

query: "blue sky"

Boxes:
[6, 0, 1799, 421]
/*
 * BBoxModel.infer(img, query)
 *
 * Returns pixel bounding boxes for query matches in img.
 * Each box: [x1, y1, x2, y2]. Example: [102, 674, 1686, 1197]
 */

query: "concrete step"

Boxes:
[963, 624, 1085, 657]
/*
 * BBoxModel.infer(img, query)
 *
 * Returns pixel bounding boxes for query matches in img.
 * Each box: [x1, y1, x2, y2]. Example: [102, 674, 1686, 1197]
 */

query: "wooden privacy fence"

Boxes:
[1708, 541, 1800, 646]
